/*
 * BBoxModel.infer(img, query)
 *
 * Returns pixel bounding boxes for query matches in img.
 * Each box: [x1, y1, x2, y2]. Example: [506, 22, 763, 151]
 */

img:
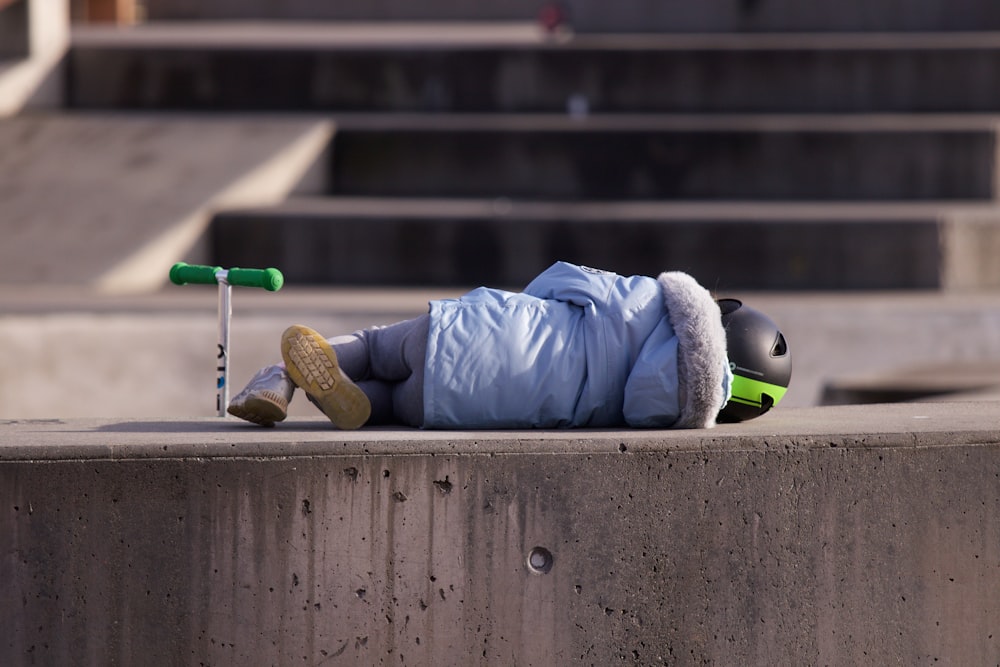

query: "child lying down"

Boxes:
[227, 262, 791, 429]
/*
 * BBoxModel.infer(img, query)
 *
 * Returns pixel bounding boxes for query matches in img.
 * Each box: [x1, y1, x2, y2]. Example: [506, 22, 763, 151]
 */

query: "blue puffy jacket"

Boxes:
[423, 262, 731, 429]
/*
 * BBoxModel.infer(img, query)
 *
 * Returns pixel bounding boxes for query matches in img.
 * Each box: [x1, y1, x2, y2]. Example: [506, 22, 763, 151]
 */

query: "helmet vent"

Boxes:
[717, 298, 742, 316]
[771, 333, 788, 357]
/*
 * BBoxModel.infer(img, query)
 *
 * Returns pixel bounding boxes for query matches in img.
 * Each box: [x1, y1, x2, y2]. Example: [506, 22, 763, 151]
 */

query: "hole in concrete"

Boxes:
[433, 476, 453, 494]
[527, 546, 554, 574]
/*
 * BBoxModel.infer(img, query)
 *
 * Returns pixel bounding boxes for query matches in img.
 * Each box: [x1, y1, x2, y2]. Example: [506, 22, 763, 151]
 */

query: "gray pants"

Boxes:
[327, 315, 429, 427]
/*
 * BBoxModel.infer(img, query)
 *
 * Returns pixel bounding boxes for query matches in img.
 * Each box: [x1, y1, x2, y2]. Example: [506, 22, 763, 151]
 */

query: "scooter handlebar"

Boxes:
[169, 263, 284, 291]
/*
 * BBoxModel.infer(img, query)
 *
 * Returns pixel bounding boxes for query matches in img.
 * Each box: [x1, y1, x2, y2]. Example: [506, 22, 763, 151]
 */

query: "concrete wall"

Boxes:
[3, 405, 1000, 665]
[0, 0, 68, 115]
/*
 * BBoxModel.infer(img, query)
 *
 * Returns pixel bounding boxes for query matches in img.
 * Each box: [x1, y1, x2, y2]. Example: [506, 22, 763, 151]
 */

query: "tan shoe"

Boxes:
[280, 325, 371, 429]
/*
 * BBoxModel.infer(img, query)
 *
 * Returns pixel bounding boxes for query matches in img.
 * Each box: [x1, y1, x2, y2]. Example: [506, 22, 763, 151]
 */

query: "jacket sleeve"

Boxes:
[622, 319, 682, 427]
[522, 262, 616, 308]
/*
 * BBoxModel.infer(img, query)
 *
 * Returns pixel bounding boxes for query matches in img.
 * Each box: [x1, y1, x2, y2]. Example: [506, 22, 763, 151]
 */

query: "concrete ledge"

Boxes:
[3, 402, 999, 458]
[3, 403, 1000, 664]
[822, 361, 1000, 404]
[211, 197, 1000, 290]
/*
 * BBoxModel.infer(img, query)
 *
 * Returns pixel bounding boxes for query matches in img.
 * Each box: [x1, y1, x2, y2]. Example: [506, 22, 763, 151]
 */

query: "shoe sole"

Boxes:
[227, 390, 288, 427]
[281, 325, 371, 429]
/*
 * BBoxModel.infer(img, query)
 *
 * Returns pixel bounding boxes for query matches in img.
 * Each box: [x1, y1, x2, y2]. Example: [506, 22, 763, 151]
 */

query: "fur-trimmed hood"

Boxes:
[657, 272, 730, 428]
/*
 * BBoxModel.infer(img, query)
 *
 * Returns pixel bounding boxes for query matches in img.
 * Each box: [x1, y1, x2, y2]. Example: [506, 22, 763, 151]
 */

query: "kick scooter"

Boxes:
[169, 263, 284, 417]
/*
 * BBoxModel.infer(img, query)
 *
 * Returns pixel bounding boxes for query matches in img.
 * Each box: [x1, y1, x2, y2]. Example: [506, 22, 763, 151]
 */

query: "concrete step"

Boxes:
[137, 0, 1000, 33]
[567, 0, 1000, 33]
[209, 197, 1000, 290]
[821, 361, 1000, 404]
[320, 114, 998, 201]
[69, 26, 1000, 113]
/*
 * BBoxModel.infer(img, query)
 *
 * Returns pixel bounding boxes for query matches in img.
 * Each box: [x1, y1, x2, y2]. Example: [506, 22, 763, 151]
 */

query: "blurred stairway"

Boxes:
[66, 5, 1000, 289]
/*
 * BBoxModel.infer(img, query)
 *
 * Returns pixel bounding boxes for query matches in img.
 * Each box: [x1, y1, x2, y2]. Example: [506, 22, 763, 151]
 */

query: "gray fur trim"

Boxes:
[657, 272, 728, 428]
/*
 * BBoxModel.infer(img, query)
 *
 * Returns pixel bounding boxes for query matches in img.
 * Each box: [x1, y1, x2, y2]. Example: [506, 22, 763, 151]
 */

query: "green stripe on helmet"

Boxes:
[729, 375, 788, 408]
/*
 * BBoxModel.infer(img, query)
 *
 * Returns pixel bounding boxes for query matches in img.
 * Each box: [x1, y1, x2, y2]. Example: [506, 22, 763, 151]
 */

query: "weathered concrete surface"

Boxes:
[2, 402, 1000, 665]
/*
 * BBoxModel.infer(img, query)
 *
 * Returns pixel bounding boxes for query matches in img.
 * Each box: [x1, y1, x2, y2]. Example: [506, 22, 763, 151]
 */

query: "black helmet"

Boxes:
[717, 299, 792, 423]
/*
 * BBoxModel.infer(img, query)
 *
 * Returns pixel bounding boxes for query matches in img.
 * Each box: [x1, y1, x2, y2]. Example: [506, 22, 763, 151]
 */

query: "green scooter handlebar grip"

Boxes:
[169, 263, 222, 286]
[227, 267, 284, 291]
[169, 263, 284, 291]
